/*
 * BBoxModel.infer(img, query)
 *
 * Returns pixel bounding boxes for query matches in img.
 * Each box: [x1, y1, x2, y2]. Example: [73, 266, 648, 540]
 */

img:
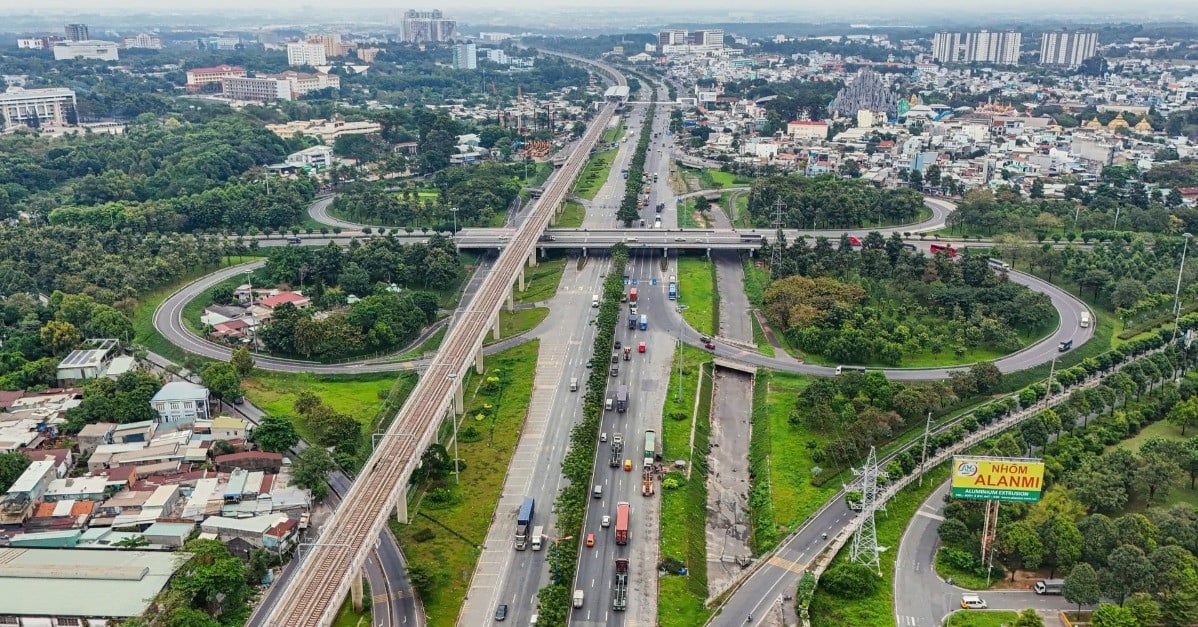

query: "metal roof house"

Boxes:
[150, 381, 211, 427]
[55, 338, 120, 383]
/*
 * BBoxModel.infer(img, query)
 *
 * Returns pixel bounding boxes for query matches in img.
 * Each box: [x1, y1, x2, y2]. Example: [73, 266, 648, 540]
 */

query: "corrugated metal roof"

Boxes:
[0, 548, 186, 617]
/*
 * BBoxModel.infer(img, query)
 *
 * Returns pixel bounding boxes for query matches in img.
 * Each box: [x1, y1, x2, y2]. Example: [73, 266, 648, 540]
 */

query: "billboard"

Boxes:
[951, 456, 1044, 503]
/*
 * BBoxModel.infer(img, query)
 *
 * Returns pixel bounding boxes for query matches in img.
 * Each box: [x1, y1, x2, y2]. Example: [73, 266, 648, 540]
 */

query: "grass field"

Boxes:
[574, 148, 618, 200]
[556, 200, 585, 228]
[241, 371, 412, 445]
[677, 257, 715, 337]
[391, 341, 539, 627]
[332, 593, 371, 627]
[809, 463, 951, 627]
[676, 199, 708, 229]
[659, 348, 715, 627]
[390, 326, 447, 362]
[944, 611, 1021, 627]
[515, 258, 567, 304]
[487, 307, 549, 345]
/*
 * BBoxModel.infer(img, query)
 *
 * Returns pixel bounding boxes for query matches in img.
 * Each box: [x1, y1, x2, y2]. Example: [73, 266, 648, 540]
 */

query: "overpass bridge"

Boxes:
[260, 57, 627, 626]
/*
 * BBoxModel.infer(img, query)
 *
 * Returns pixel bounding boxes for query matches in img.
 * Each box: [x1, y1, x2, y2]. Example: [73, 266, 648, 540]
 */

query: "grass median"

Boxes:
[677, 257, 715, 337]
[659, 348, 715, 627]
[574, 148, 618, 200]
[391, 340, 539, 627]
[515, 258, 567, 304]
[556, 201, 586, 228]
[485, 307, 549, 346]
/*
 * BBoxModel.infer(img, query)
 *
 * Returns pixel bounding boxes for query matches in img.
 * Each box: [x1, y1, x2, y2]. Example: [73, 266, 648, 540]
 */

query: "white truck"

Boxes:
[531, 525, 544, 550]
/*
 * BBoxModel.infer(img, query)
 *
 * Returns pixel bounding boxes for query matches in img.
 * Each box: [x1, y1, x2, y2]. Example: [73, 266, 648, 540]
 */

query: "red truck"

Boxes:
[615, 502, 630, 545]
[629, 287, 638, 302]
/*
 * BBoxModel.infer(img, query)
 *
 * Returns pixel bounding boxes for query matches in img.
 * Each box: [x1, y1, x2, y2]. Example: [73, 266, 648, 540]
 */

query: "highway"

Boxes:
[259, 56, 626, 623]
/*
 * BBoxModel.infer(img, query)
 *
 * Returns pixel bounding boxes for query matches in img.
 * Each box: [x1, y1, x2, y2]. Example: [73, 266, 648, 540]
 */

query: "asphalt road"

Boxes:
[894, 480, 1083, 627]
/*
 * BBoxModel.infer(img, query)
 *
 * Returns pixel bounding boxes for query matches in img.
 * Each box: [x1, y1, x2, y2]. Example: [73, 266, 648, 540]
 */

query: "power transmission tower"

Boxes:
[770, 198, 785, 278]
[850, 446, 883, 574]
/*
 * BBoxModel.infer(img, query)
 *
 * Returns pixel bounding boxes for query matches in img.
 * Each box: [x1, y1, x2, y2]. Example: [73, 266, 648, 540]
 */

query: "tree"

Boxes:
[200, 362, 242, 402]
[292, 446, 334, 500]
[998, 521, 1044, 577]
[1124, 592, 1162, 627]
[251, 415, 299, 453]
[1040, 515, 1084, 577]
[1092, 603, 1138, 627]
[1170, 397, 1198, 436]
[39, 320, 82, 355]
[293, 391, 321, 415]
[83, 305, 134, 342]
[1134, 452, 1183, 503]
[969, 361, 1003, 395]
[231, 347, 254, 377]
[174, 539, 251, 617]
[819, 562, 881, 598]
[1103, 544, 1154, 605]
[1065, 562, 1102, 613]
[0, 452, 31, 493]
[1013, 608, 1046, 627]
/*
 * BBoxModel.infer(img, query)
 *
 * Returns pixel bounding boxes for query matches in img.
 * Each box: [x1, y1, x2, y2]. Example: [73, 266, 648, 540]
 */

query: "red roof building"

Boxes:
[185, 65, 247, 91]
[256, 292, 311, 310]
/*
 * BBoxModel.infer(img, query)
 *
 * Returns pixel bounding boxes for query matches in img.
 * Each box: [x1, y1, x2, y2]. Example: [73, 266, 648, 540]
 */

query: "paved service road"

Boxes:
[895, 481, 1084, 627]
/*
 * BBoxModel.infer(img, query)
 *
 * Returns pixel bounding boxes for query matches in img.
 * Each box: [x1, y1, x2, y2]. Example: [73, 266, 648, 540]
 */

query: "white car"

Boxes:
[601, 515, 611, 528]
[960, 594, 987, 609]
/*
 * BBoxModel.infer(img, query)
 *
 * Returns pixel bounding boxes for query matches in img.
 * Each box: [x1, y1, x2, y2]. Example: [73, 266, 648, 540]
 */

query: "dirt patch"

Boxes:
[991, 568, 1049, 591]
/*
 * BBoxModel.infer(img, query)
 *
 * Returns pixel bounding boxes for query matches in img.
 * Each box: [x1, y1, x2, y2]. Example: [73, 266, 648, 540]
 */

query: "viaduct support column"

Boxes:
[506, 292, 515, 312]
[528, 251, 538, 267]
[706, 248, 711, 259]
[518, 269, 526, 292]
[493, 316, 501, 341]
[351, 571, 364, 612]
[395, 490, 408, 524]
[453, 378, 465, 414]
[475, 345, 485, 374]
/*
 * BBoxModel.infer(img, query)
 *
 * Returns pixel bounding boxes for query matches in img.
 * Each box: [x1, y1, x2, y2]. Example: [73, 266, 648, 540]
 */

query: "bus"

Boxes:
[740, 233, 764, 241]
[987, 258, 1011, 271]
[929, 243, 957, 257]
[835, 366, 867, 375]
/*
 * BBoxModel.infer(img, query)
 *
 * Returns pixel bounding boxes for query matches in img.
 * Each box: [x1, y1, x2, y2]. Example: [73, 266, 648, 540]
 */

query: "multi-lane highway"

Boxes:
[259, 56, 626, 623]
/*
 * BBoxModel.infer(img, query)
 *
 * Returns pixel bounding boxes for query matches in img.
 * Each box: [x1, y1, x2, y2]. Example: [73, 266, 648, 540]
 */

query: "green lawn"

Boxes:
[809, 463, 951, 627]
[573, 148, 618, 200]
[487, 307, 549, 345]
[659, 348, 715, 627]
[676, 199, 709, 229]
[677, 257, 715, 337]
[132, 258, 262, 363]
[749, 371, 840, 552]
[680, 167, 754, 190]
[516, 258, 567, 304]
[392, 341, 539, 627]
[602, 120, 625, 143]
[332, 592, 371, 627]
[241, 371, 413, 446]
[556, 200, 585, 228]
[721, 191, 752, 228]
[944, 611, 1021, 627]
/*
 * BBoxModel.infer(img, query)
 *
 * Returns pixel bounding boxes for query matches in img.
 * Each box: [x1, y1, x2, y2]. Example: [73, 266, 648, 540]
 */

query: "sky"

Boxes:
[9, 0, 1198, 16]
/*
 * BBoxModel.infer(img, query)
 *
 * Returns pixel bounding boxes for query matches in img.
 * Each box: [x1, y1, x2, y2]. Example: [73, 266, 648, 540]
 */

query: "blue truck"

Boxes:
[668, 282, 677, 300]
[515, 496, 535, 550]
[628, 314, 637, 329]
[639, 315, 648, 330]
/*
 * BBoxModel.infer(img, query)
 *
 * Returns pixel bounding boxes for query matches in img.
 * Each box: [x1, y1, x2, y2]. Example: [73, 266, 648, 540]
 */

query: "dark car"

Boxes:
[287, 236, 302, 244]
[495, 604, 508, 621]
[704, 341, 716, 350]
[614, 341, 622, 350]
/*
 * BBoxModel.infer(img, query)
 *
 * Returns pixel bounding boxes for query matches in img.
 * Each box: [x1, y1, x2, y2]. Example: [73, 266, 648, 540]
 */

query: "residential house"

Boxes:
[0, 459, 57, 525]
[150, 381, 212, 427]
[215, 451, 283, 473]
[76, 422, 115, 454]
[42, 476, 110, 502]
[56, 338, 120, 383]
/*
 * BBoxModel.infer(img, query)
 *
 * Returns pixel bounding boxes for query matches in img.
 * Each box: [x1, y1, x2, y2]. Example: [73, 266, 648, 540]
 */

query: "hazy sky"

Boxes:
[5, 0, 1198, 20]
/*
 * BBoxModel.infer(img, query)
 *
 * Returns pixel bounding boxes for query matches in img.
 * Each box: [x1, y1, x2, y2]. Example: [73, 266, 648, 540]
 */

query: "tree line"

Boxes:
[330, 162, 523, 227]
[763, 234, 1055, 365]
[746, 174, 925, 230]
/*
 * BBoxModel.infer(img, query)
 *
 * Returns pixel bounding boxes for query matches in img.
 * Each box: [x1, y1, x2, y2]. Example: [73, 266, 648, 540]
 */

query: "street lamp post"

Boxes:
[1172, 233, 1193, 345]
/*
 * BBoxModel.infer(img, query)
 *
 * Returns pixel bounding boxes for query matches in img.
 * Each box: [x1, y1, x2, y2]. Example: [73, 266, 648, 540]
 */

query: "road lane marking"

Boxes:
[767, 554, 808, 574]
[917, 510, 945, 521]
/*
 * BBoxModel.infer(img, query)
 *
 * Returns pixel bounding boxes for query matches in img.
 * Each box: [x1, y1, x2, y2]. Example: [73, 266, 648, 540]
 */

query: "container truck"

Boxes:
[615, 385, 629, 413]
[515, 496, 535, 550]
[1034, 579, 1064, 595]
[615, 502, 630, 545]
[612, 558, 629, 611]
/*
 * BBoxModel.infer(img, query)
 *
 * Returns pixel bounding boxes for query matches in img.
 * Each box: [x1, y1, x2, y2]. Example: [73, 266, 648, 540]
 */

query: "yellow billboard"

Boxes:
[951, 456, 1044, 503]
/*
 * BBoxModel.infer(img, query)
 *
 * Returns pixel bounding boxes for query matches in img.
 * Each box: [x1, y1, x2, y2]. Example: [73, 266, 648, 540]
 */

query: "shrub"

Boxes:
[820, 563, 882, 599]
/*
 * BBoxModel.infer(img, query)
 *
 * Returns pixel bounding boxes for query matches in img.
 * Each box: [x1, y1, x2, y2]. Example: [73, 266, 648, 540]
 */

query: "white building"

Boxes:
[931, 31, 1021, 65]
[452, 43, 477, 70]
[121, 33, 163, 49]
[400, 9, 456, 43]
[286, 145, 334, 169]
[222, 76, 292, 102]
[482, 47, 509, 65]
[287, 41, 327, 67]
[1040, 31, 1098, 67]
[53, 40, 120, 61]
[0, 87, 77, 130]
[149, 381, 211, 427]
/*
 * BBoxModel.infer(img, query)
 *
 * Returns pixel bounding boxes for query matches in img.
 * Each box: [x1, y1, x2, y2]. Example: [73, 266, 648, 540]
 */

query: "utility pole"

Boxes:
[770, 198, 785, 278]
[850, 447, 883, 574]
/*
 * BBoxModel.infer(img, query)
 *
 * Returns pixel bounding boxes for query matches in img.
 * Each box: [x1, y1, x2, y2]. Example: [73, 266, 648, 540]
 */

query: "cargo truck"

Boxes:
[643, 430, 656, 468]
[639, 315, 648, 330]
[642, 467, 654, 496]
[615, 502, 630, 545]
[612, 558, 629, 611]
[531, 525, 544, 550]
[615, 385, 629, 412]
[629, 287, 638, 302]
[628, 315, 637, 329]
[515, 496, 535, 550]
[609, 435, 623, 467]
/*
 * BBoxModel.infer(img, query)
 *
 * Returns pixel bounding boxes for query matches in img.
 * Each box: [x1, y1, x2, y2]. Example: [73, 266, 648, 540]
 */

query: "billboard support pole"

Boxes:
[918, 412, 932, 486]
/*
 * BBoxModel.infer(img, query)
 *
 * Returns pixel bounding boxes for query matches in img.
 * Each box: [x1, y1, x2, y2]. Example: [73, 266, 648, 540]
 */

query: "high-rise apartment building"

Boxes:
[287, 42, 327, 67]
[400, 10, 456, 44]
[452, 43, 477, 70]
[64, 24, 89, 42]
[690, 30, 724, 47]
[221, 76, 292, 102]
[932, 30, 1022, 65]
[1040, 31, 1098, 66]
[306, 33, 353, 59]
[657, 29, 725, 53]
[658, 30, 688, 46]
[0, 87, 78, 129]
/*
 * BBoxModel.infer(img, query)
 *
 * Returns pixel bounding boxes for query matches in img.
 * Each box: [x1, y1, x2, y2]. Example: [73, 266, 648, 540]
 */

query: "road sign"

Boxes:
[951, 456, 1044, 503]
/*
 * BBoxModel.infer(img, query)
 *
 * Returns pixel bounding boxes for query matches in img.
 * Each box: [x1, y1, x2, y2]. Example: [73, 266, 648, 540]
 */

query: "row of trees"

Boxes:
[617, 95, 655, 226]
[946, 185, 1194, 238]
[762, 235, 1055, 365]
[257, 235, 461, 294]
[258, 290, 437, 360]
[746, 174, 925, 230]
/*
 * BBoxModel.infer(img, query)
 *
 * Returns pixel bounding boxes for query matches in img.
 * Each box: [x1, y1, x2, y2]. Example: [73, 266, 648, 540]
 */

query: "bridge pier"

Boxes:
[528, 251, 537, 267]
[351, 571, 364, 612]
[540, 246, 547, 259]
[518, 269, 525, 292]
[453, 377, 465, 414]
[475, 345, 484, 374]
[706, 247, 711, 259]
[506, 292, 515, 312]
[493, 316, 501, 340]
[395, 489, 408, 524]
[663, 247, 668, 258]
